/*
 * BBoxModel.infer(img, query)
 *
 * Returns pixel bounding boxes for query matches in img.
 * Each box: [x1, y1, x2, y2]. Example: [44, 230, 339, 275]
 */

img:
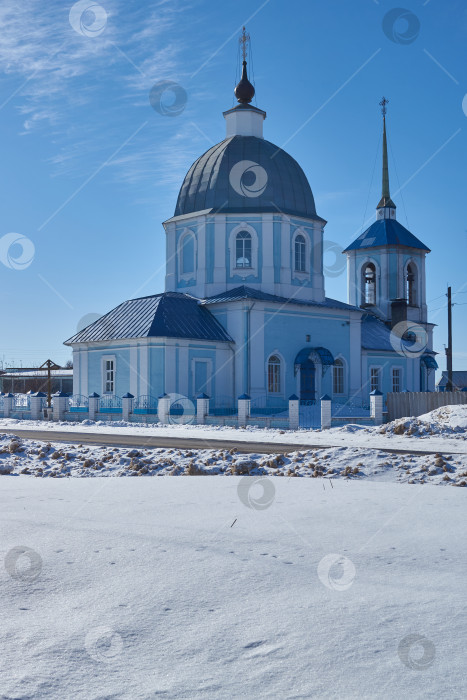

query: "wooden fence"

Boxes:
[386, 391, 467, 421]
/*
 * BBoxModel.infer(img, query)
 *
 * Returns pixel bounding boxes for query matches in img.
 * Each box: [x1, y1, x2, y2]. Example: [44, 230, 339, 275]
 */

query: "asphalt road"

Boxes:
[2, 428, 461, 456]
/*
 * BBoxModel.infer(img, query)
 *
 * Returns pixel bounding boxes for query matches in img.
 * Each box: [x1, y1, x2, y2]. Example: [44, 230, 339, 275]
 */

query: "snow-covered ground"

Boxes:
[1, 430, 467, 485]
[2, 478, 466, 699]
[1, 403, 467, 456]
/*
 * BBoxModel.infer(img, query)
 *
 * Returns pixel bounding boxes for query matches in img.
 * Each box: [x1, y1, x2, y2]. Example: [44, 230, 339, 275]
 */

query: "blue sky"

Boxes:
[0, 0, 466, 376]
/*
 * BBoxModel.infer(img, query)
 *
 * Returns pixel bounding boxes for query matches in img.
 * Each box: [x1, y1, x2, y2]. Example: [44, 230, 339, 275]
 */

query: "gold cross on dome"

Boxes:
[239, 26, 250, 61]
[379, 96, 389, 116]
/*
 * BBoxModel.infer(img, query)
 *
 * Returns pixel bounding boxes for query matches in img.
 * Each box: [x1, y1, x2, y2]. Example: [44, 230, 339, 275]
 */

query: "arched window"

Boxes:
[181, 234, 195, 274]
[268, 355, 281, 393]
[235, 231, 252, 268]
[295, 234, 306, 272]
[406, 263, 417, 306]
[363, 263, 376, 305]
[333, 359, 344, 395]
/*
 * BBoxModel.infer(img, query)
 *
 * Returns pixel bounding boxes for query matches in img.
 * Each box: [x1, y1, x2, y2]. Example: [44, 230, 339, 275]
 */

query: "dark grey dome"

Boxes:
[174, 136, 318, 220]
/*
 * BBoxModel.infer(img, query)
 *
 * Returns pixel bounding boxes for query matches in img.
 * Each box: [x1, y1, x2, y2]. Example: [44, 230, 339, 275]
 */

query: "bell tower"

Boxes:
[344, 98, 430, 324]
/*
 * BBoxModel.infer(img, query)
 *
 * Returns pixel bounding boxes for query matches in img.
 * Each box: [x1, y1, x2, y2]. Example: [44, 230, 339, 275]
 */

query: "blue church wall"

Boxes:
[148, 346, 165, 396]
[363, 352, 411, 396]
[263, 309, 352, 399]
[86, 345, 132, 397]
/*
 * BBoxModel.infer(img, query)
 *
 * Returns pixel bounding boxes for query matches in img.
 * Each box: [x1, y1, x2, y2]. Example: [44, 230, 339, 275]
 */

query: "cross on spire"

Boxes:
[379, 96, 389, 117]
[239, 26, 250, 62]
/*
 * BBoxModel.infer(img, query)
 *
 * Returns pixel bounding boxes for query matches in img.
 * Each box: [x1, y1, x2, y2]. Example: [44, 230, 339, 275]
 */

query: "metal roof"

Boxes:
[421, 354, 438, 370]
[437, 371, 467, 388]
[65, 293, 233, 345]
[295, 347, 335, 367]
[344, 219, 430, 252]
[361, 313, 437, 354]
[0, 369, 73, 378]
[174, 135, 323, 221]
[202, 285, 358, 311]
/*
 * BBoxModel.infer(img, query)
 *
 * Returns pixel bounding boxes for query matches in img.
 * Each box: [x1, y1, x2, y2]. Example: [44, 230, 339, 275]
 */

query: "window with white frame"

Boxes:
[333, 359, 344, 394]
[294, 234, 306, 272]
[267, 355, 281, 393]
[235, 230, 252, 268]
[104, 359, 115, 394]
[392, 368, 401, 393]
[370, 367, 380, 393]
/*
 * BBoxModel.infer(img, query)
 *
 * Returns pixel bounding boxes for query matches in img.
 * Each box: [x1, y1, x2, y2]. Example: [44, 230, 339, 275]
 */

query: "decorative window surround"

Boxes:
[102, 355, 116, 395]
[177, 229, 197, 282]
[229, 222, 258, 279]
[291, 228, 311, 282]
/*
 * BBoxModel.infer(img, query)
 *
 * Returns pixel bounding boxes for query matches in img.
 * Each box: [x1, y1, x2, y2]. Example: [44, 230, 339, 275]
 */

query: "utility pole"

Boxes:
[446, 286, 453, 391]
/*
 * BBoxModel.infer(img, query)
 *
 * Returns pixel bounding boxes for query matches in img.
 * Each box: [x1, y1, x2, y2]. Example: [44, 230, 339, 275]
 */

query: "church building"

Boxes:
[65, 34, 437, 408]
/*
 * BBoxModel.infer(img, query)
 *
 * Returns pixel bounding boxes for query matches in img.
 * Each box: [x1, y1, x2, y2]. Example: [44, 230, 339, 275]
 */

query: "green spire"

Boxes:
[377, 97, 396, 210]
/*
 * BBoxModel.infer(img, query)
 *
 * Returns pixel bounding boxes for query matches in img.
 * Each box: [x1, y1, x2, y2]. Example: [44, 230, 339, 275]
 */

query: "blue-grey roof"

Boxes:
[202, 285, 358, 311]
[437, 371, 467, 388]
[344, 218, 430, 252]
[65, 293, 233, 344]
[174, 136, 322, 221]
[361, 313, 437, 354]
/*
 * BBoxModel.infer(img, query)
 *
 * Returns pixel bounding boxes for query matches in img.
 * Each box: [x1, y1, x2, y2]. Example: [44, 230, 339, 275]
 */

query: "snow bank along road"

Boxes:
[2, 402, 467, 457]
[2, 478, 466, 699]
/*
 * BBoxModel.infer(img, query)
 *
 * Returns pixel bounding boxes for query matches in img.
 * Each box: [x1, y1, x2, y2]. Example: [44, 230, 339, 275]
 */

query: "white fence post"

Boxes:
[320, 394, 332, 429]
[30, 392, 46, 420]
[238, 394, 250, 427]
[288, 394, 299, 430]
[157, 394, 170, 424]
[2, 393, 14, 418]
[88, 393, 100, 420]
[52, 391, 69, 422]
[370, 390, 384, 425]
[196, 394, 210, 425]
[122, 393, 134, 421]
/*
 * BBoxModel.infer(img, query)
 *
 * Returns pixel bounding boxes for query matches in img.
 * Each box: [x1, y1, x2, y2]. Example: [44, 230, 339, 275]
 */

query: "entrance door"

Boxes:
[300, 359, 316, 402]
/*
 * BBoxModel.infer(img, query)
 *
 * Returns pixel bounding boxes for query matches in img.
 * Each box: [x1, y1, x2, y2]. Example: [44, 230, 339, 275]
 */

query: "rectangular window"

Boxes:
[370, 367, 380, 393]
[268, 362, 281, 393]
[392, 368, 401, 393]
[104, 359, 114, 394]
[333, 365, 344, 394]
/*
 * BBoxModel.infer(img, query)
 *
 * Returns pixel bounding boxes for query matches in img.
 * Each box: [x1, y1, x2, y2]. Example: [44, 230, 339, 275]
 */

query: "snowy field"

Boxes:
[2, 477, 466, 699]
